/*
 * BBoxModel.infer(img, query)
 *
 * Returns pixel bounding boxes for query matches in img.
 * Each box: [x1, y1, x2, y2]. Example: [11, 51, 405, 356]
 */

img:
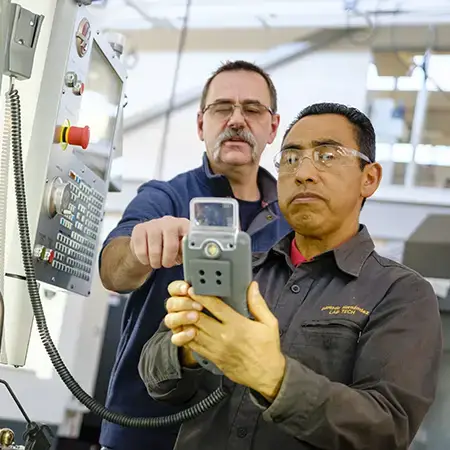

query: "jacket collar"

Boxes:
[194, 152, 278, 206]
[255, 225, 375, 277]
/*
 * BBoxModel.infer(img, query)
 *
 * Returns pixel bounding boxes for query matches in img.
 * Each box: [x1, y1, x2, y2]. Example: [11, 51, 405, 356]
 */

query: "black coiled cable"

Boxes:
[6, 84, 228, 427]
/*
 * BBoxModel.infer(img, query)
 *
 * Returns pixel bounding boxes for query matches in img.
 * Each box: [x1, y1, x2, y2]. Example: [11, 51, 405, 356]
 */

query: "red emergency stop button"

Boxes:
[65, 125, 90, 149]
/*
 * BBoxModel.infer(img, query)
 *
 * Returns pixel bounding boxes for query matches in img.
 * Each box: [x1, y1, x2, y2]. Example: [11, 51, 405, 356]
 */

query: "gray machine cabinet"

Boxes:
[403, 214, 450, 280]
[403, 214, 450, 311]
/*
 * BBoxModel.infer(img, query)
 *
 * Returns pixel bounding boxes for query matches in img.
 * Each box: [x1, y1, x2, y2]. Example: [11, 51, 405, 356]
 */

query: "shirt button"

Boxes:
[237, 427, 248, 438]
[291, 284, 300, 293]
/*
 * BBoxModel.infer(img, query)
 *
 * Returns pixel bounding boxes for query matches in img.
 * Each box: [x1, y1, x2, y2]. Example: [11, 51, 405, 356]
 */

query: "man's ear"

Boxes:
[267, 113, 280, 144]
[197, 111, 204, 141]
[361, 162, 382, 199]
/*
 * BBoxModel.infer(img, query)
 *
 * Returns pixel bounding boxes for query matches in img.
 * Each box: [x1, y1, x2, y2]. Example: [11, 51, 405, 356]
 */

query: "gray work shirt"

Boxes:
[138, 226, 443, 450]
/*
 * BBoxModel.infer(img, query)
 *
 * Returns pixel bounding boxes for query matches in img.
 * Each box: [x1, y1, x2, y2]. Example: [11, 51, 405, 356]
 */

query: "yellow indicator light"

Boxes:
[205, 242, 220, 258]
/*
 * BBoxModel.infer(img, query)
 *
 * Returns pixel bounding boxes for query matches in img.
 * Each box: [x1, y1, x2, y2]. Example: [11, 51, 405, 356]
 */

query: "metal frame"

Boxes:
[87, 17, 128, 188]
[404, 50, 431, 188]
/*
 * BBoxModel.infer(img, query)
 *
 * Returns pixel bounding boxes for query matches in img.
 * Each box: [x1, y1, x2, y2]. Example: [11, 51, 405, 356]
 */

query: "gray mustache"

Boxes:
[218, 128, 256, 148]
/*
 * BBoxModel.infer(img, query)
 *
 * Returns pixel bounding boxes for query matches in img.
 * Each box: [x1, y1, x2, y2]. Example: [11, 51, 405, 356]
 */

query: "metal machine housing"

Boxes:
[31, 7, 126, 296]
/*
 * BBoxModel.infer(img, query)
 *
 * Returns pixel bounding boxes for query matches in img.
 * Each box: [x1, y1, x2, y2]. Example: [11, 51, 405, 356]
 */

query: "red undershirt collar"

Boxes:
[290, 239, 308, 266]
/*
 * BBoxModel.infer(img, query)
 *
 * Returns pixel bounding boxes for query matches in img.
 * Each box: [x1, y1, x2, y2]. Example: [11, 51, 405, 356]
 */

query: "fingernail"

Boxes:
[185, 328, 195, 338]
[192, 302, 202, 310]
[187, 311, 198, 321]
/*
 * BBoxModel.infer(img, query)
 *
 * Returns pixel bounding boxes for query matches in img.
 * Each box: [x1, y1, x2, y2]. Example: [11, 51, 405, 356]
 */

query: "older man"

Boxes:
[98, 60, 291, 450]
[139, 102, 442, 450]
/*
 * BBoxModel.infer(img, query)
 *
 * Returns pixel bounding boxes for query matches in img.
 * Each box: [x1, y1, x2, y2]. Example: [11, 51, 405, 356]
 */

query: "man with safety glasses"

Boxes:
[98, 61, 291, 450]
[139, 102, 442, 450]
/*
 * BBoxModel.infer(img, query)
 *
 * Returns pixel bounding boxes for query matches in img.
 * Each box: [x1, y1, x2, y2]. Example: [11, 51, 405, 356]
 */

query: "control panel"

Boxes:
[32, 8, 126, 296]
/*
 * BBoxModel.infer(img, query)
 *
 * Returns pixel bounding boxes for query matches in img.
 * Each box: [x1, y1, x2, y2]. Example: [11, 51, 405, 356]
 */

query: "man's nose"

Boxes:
[294, 157, 319, 184]
[227, 106, 246, 128]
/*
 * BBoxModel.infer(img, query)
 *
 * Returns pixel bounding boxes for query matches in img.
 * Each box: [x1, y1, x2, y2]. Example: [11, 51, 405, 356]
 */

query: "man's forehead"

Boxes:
[206, 70, 271, 104]
[285, 114, 358, 148]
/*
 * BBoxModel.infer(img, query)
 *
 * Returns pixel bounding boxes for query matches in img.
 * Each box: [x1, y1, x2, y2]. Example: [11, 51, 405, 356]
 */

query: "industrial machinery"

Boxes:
[0, 0, 126, 447]
[403, 214, 450, 311]
[403, 214, 450, 281]
[0, 1, 226, 448]
[0, 0, 126, 368]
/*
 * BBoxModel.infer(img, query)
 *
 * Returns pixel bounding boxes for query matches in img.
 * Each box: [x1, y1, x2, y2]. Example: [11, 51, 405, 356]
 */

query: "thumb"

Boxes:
[247, 282, 275, 325]
[175, 242, 183, 265]
[179, 218, 190, 236]
[175, 220, 189, 265]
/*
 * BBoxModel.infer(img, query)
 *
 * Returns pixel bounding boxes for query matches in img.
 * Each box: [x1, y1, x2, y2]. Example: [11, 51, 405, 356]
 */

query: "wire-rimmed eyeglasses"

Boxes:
[274, 144, 372, 173]
[202, 101, 274, 121]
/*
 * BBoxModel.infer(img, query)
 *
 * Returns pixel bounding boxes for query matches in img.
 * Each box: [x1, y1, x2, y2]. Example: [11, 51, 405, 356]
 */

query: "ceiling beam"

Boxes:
[119, 27, 313, 52]
[123, 27, 361, 133]
[330, 24, 450, 53]
[368, 90, 450, 110]
[113, 23, 450, 53]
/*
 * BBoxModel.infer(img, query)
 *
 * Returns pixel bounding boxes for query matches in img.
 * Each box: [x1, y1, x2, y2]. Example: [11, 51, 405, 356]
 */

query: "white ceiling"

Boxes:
[90, 0, 450, 31]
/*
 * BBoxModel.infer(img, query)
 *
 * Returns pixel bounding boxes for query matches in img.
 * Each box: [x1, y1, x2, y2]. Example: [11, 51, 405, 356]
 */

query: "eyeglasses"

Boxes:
[274, 144, 372, 173]
[202, 101, 274, 121]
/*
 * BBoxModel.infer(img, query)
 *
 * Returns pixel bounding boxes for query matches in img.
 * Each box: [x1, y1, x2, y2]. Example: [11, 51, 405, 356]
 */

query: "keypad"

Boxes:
[52, 171, 104, 281]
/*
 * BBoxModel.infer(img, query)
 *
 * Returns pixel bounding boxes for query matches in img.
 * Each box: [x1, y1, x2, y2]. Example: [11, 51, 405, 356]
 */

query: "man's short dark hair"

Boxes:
[283, 102, 376, 167]
[200, 60, 278, 113]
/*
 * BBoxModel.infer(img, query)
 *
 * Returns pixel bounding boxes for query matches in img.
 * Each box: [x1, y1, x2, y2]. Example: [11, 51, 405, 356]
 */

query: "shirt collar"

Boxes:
[332, 225, 375, 276]
[257, 224, 374, 277]
[195, 152, 278, 206]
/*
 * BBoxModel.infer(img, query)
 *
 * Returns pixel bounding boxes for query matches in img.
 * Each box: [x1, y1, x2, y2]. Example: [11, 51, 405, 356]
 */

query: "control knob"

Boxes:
[72, 80, 85, 96]
[64, 71, 78, 88]
[0, 428, 15, 446]
[45, 177, 71, 218]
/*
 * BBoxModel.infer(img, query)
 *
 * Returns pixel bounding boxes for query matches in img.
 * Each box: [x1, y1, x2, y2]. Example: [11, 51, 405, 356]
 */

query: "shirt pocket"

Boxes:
[287, 319, 361, 384]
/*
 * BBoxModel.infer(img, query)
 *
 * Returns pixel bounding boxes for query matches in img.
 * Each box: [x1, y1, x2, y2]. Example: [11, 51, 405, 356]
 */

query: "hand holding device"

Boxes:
[186, 284, 286, 401]
[130, 216, 190, 269]
[182, 197, 253, 374]
[165, 280, 203, 368]
[165, 277, 286, 400]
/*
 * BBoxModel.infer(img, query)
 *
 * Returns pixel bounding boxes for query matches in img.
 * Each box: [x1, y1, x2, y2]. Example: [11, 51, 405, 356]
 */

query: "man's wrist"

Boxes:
[254, 353, 286, 403]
